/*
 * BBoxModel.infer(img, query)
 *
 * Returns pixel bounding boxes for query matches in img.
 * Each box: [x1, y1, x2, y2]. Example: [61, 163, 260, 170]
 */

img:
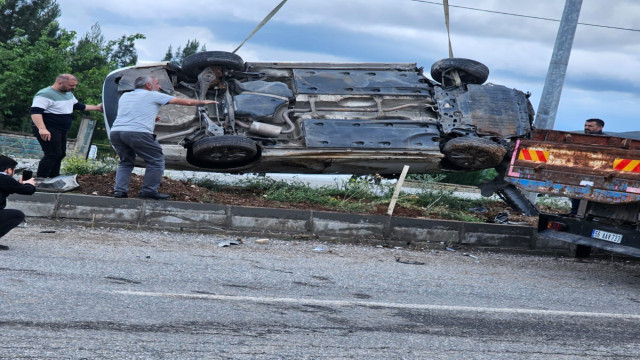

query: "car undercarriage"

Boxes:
[103, 51, 533, 175]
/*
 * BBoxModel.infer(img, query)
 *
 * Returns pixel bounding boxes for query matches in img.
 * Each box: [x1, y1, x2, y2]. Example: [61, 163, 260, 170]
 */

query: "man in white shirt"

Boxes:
[110, 76, 216, 200]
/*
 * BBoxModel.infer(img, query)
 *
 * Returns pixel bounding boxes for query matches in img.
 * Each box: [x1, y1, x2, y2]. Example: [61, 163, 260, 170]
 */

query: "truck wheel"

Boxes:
[430, 58, 489, 86]
[182, 51, 245, 77]
[442, 137, 506, 170]
[191, 135, 258, 167]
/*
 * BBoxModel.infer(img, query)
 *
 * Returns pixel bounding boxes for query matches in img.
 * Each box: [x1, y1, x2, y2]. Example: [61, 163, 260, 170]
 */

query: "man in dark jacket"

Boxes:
[0, 155, 36, 250]
[583, 118, 606, 135]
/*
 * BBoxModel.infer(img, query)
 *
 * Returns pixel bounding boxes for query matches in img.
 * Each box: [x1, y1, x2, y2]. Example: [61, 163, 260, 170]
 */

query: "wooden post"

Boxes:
[387, 165, 410, 216]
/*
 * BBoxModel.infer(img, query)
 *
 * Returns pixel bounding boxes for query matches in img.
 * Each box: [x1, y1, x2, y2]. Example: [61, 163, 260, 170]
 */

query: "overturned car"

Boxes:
[102, 51, 533, 175]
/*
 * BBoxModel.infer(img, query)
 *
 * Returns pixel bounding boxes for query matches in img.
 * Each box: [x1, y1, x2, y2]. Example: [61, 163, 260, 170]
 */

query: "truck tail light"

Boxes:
[547, 221, 567, 231]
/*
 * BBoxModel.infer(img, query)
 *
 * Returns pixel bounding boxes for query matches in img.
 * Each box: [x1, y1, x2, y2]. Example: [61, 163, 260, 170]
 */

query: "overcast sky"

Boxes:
[58, 0, 640, 133]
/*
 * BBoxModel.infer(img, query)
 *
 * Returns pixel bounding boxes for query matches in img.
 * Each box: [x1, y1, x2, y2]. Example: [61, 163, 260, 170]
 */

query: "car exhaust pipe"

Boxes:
[248, 121, 283, 137]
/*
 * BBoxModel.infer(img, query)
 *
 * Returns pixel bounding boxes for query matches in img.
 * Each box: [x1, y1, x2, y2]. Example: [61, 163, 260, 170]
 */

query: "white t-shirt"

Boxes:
[110, 89, 173, 133]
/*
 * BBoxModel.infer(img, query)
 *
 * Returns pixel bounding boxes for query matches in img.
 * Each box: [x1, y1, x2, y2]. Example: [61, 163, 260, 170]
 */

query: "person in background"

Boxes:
[583, 118, 606, 135]
[110, 76, 217, 200]
[30, 74, 103, 179]
[569, 118, 607, 215]
[0, 155, 36, 250]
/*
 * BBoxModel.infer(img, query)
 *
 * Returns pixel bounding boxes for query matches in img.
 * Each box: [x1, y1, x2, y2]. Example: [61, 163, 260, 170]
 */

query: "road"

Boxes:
[2, 222, 640, 359]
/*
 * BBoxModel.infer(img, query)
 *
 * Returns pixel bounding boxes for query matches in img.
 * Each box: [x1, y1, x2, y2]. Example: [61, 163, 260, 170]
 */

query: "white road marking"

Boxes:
[114, 290, 640, 320]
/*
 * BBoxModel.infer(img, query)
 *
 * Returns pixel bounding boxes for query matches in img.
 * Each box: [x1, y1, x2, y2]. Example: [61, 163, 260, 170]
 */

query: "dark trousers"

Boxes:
[0, 209, 25, 240]
[33, 125, 68, 178]
[110, 131, 165, 194]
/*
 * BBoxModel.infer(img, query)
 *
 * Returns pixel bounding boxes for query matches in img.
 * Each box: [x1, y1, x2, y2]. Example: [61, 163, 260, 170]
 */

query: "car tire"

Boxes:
[191, 135, 258, 167]
[442, 137, 506, 170]
[430, 58, 489, 86]
[182, 51, 245, 77]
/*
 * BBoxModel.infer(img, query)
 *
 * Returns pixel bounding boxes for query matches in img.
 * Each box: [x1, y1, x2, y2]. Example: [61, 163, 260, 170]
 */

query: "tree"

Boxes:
[67, 25, 141, 145]
[0, 12, 145, 139]
[70, 23, 108, 74]
[162, 39, 206, 65]
[0, 0, 61, 43]
[162, 45, 173, 62]
[106, 33, 146, 68]
[0, 26, 75, 132]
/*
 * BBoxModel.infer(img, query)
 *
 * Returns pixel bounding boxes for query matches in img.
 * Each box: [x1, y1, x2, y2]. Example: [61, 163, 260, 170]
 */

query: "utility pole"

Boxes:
[534, 0, 583, 129]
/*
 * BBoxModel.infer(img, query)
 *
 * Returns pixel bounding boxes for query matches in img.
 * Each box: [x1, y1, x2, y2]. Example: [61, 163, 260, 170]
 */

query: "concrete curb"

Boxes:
[8, 192, 569, 253]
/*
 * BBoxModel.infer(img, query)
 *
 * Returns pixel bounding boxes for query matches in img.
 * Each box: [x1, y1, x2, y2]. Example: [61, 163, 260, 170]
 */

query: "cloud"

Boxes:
[56, 0, 640, 133]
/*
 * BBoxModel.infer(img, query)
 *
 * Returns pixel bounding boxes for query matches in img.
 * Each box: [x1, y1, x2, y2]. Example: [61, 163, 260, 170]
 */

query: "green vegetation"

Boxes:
[60, 156, 509, 222]
[408, 187, 494, 222]
[536, 195, 571, 212]
[162, 39, 206, 65]
[0, 1, 217, 154]
[61, 154, 117, 175]
[0, 1, 143, 148]
[407, 168, 498, 186]
[190, 174, 503, 221]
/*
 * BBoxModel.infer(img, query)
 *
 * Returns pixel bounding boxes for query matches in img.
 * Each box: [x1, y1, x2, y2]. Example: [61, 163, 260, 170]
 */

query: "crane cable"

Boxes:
[232, 0, 289, 54]
[441, 0, 462, 85]
[443, 0, 454, 58]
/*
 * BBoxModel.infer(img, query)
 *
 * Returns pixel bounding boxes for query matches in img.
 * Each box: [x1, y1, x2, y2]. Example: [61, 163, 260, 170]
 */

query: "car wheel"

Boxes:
[442, 137, 507, 170]
[191, 135, 258, 167]
[182, 51, 245, 77]
[430, 58, 489, 86]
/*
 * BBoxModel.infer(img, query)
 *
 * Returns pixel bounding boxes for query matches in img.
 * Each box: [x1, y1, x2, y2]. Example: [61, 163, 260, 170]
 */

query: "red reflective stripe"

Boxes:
[615, 159, 632, 171]
[632, 162, 640, 173]
[521, 150, 532, 161]
[537, 151, 547, 162]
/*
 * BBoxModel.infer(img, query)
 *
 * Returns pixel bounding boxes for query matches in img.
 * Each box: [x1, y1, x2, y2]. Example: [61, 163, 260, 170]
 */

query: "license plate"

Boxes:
[591, 229, 623, 243]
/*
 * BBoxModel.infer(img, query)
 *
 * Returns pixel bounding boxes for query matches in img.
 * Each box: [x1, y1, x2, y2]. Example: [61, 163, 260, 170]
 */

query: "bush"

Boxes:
[407, 169, 498, 186]
[61, 154, 117, 175]
[189, 176, 229, 192]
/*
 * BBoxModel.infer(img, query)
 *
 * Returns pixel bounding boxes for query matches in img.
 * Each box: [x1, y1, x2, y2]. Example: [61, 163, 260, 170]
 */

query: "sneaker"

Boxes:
[139, 192, 170, 200]
[0, 244, 9, 250]
[113, 191, 128, 198]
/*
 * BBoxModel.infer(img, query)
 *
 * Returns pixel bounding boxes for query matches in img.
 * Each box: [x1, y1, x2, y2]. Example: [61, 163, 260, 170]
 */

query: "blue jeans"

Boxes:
[33, 125, 67, 178]
[110, 131, 165, 194]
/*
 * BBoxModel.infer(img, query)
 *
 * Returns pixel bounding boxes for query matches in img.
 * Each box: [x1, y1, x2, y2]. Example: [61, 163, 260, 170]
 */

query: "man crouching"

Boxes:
[0, 155, 36, 250]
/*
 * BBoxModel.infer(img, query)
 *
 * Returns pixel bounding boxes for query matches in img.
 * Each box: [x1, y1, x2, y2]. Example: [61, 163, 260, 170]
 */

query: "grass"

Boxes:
[193, 176, 393, 213]
[61, 154, 118, 175]
[402, 185, 496, 222]
[536, 194, 571, 212]
[61, 157, 518, 222]
[190, 174, 507, 221]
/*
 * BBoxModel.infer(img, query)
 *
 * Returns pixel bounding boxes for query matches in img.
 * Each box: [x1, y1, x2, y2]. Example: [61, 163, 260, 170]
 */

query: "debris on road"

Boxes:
[218, 238, 243, 247]
[35, 175, 80, 192]
[494, 211, 510, 224]
[394, 257, 426, 265]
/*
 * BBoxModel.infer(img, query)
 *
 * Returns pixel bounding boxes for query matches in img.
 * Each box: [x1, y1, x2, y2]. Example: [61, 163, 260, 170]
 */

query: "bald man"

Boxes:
[30, 74, 103, 179]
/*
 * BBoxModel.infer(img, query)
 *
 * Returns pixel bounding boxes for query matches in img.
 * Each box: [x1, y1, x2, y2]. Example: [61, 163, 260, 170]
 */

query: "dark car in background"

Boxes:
[102, 51, 533, 175]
